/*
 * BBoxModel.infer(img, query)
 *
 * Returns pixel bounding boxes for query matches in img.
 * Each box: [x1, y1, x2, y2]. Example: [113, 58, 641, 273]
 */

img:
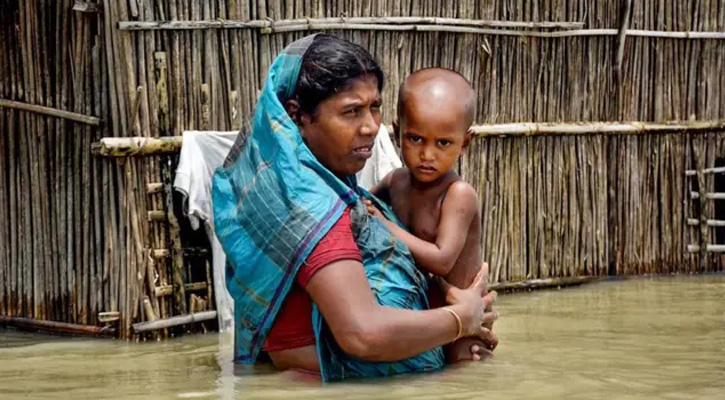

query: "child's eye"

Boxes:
[437, 140, 451, 147]
[407, 135, 422, 143]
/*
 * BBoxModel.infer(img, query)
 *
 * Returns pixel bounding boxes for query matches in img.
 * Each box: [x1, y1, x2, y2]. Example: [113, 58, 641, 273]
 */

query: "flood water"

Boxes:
[2, 275, 724, 400]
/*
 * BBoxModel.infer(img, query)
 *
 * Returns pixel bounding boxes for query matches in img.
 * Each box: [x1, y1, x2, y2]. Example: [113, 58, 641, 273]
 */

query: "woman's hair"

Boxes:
[295, 34, 384, 115]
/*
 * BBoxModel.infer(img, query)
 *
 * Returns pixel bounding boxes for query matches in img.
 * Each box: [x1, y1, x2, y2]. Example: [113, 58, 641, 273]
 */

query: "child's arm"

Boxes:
[371, 181, 478, 277]
[368, 170, 395, 205]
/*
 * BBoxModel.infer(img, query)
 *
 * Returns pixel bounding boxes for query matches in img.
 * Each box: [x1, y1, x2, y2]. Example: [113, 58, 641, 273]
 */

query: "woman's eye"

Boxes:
[345, 108, 360, 116]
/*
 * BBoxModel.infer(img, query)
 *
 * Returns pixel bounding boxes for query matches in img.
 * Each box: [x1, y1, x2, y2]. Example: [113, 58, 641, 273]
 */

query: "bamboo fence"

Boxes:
[1, 0, 725, 336]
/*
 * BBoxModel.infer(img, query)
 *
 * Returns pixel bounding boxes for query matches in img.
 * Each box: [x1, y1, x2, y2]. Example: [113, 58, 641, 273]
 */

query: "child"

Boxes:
[368, 68, 494, 362]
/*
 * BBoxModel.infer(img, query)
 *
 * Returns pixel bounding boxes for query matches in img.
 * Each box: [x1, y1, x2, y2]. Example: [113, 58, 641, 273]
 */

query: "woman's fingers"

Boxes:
[475, 326, 497, 346]
[467, 262, 489, 294]
[481, 290, 497, 309]
[436, 276, 455, 297]
[480, 310, 499, 327]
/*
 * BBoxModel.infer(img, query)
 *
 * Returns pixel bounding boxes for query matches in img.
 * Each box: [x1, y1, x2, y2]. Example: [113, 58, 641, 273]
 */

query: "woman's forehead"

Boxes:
[328, 75, 381, 104]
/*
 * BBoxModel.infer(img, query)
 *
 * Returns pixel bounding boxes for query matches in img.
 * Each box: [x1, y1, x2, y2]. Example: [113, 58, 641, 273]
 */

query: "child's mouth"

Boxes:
[416, 165, 437, 174]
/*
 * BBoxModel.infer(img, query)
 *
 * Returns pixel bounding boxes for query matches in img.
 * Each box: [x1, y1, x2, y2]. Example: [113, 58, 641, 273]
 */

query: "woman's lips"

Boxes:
[352, 145, 373, 159]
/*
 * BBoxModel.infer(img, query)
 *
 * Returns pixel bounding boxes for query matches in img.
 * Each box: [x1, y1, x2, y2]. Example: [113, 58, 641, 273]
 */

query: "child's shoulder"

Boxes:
[443, 179, 479, 209]
[381, 167, 412, 187]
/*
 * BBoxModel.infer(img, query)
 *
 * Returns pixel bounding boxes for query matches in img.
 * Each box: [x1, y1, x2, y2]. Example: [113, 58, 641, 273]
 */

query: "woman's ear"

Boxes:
[392, 118, 401, 149]
[284, 99, 302, 126]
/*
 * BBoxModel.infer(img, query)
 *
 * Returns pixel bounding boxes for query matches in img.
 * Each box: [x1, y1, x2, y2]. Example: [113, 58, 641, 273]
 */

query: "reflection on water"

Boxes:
[1, 275, 724, 399]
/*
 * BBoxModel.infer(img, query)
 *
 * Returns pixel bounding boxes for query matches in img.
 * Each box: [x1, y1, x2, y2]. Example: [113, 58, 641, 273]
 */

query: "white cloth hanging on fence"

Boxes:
[173, 131, 238, 333]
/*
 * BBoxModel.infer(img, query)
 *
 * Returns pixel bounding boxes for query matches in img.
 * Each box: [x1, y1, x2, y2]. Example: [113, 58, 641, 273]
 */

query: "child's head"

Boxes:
[395, 68, 475, 183]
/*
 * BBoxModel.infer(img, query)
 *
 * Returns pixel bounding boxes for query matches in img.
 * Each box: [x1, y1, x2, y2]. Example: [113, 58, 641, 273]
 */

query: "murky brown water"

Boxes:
[2, 275, 724, 400]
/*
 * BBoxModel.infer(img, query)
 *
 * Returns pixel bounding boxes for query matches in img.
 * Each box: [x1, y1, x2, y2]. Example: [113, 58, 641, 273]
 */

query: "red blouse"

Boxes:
[262, 207, 361, 352]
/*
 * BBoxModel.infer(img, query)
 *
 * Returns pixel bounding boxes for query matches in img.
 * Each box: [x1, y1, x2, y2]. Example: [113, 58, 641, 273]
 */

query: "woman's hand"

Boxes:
[438, 264, 499, 348]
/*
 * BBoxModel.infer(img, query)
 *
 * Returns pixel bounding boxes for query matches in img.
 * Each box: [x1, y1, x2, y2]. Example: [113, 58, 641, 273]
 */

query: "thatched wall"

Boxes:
[1, 0, 725, 334]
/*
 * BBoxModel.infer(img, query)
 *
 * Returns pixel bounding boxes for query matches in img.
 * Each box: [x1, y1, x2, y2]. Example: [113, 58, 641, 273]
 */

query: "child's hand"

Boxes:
[363, 199, 384, 219]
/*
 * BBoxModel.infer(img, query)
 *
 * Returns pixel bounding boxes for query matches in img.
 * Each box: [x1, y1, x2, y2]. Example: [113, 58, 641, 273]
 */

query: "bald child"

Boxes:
[368, 68, 495, 362]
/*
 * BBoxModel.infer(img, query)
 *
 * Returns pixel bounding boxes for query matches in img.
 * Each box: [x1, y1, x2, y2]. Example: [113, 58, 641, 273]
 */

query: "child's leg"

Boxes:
[432, 262, 491, 363]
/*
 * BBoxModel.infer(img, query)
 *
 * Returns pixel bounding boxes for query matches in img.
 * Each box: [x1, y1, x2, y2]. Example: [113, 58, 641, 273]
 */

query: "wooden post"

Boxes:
[693, 144, 709, 272]
[162, 159, 186, 315]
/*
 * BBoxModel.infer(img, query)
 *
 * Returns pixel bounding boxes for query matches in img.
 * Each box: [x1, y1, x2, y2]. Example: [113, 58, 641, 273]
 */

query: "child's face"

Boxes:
[397, 101, 472, 184]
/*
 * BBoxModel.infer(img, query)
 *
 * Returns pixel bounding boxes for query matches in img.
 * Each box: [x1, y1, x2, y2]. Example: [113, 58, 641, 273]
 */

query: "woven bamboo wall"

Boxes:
[1, 0, 725, 333]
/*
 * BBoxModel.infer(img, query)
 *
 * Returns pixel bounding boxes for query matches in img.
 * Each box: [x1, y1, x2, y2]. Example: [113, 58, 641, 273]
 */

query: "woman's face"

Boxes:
[293, 75, 382, 177]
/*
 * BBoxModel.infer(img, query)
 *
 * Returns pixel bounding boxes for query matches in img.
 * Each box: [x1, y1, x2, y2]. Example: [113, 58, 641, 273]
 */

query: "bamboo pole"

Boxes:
[613, 0, 633, 89]
[162, 160, 187, 315]
[92, 136, 183, 156]
[0, 315, 116, 337]
[154, 282, 208, 298]
[90, 120, 725, 158]
[686, 219, 725, 227]
[118, 17, 586, 31]
[0, 98, 100, 127]
[488, 276, 603, 292]
[685, 167, 725, 176]
[117, 19, 725, 40]
[132, 310, 216, 333]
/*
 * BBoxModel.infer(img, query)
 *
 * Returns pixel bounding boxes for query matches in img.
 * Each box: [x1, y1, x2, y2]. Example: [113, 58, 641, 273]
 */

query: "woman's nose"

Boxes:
[359, 110, 379, 137]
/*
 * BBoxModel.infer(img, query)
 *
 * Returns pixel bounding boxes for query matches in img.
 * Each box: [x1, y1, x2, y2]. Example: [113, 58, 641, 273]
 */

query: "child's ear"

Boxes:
[461, 128, 474, 154]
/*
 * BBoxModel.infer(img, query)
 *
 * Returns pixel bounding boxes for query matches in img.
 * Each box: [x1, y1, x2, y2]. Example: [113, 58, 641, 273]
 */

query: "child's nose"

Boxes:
[420, 146, 435, 161]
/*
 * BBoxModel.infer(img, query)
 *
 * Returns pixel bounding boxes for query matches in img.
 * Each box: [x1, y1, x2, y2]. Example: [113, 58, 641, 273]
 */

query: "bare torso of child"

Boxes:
[386, 168, 482, 289]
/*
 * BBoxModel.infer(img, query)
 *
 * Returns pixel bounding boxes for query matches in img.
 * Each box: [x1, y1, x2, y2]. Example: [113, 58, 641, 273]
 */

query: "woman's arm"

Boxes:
[305, 258, 497, 362]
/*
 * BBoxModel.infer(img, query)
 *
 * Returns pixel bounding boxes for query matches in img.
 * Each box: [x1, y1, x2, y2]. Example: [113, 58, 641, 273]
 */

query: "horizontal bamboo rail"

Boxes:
[146, 183, 163, 194]
[0, 315, 117, 337]
[119, 17, 586, 31]
[117, 18, 725, 40]
[151, 248, 209, 259]
[92, 136, 183, 156]
[690, 192, 725, 200]
[147, 210, 166, 222]
[685, 167, 725, 176]
[92, 121, 725, 157]
[687, 245, 725, 253]
[472, 121, 725, 137]
[132, 310, 217, 333]
[98, 311, 120, 323]
[154, 282, 208, 298]
[686, 219, 725, 227]
[0, 98, 101, 126]
[72, 0, 99, 13]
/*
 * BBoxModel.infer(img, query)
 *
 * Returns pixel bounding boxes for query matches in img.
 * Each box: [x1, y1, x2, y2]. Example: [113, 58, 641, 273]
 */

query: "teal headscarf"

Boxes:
[212, 34, 444, 381]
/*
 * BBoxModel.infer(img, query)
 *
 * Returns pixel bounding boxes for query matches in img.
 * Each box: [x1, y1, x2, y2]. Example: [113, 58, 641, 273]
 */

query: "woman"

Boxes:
[212, 34, 498, 382]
